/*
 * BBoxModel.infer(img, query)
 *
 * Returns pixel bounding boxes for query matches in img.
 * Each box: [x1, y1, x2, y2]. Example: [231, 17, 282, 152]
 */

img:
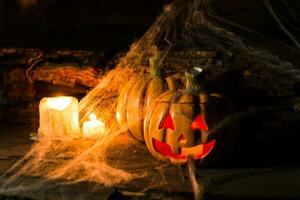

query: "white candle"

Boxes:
[38, 96, 80, 140]
[82, 113, 106, 138]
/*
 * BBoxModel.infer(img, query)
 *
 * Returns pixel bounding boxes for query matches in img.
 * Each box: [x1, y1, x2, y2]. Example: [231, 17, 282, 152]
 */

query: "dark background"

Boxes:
[0, 0, 299, 168]
[0, 0, 300, 49]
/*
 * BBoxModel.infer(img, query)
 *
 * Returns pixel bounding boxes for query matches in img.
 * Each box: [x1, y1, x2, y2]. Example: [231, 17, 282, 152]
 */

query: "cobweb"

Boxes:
[1, 0, 300, 199]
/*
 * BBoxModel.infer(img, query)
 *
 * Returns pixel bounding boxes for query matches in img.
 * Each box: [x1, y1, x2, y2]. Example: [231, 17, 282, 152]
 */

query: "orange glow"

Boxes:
[19, 0, 37, 9]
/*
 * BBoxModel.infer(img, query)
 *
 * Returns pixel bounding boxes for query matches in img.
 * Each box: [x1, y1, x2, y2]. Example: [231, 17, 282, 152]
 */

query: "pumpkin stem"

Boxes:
[185, 67, 205, 93]
[149, 57, 162, 77]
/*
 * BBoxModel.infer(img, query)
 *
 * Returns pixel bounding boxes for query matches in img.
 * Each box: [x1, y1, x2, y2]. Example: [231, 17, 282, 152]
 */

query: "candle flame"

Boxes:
[83, 113, 106, 137]
[46, 97, 72, 111]
[89, 113, 97, 121]
[116, 111, 121, 122]
[89, 113, 105, 126]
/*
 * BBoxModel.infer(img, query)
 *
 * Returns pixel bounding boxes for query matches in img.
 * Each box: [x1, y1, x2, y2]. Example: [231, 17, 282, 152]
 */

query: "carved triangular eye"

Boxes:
[191, 114, 208, 131]
[159, 112, 175, 130]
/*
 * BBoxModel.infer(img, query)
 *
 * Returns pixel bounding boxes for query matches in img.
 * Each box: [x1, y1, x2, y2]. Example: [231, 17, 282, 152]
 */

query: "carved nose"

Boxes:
[178, 134, 186, 143]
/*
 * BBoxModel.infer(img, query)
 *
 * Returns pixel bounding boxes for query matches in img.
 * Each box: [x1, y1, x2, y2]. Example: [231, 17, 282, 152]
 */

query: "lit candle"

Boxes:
[82, 113, 106, 138]
[38, 96, 80, 140]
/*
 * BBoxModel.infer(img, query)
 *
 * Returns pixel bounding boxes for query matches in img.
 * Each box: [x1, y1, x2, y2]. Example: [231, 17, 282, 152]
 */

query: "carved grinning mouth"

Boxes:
[155, 113, 215, 160]
[152, 138, 216, 160]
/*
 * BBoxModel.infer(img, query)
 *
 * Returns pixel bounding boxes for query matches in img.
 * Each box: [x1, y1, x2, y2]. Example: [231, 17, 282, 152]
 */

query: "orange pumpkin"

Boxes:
[116, 59, 179, 141]
[144, 67, 235, 164]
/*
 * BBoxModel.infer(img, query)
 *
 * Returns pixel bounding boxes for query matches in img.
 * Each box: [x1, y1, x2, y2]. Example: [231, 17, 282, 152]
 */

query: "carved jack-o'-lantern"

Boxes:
[144, 67, 234, 164]
[116, 58, 179, 141]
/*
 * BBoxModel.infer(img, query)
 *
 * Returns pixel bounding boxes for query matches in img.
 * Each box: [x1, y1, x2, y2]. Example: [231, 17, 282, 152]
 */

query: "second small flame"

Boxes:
[82, 113, 106, 138]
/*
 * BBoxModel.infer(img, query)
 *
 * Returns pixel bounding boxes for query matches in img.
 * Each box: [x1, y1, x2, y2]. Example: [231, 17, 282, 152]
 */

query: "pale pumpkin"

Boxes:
[144, 67, 235, 165]
[116, 59, 179, 141]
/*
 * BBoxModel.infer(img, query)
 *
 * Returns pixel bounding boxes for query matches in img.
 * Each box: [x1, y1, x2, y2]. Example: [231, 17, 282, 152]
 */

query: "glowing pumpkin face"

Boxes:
[144, 67, 236, 165]
[153, 112, 216, 160]
[144, 90, 221, 164]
